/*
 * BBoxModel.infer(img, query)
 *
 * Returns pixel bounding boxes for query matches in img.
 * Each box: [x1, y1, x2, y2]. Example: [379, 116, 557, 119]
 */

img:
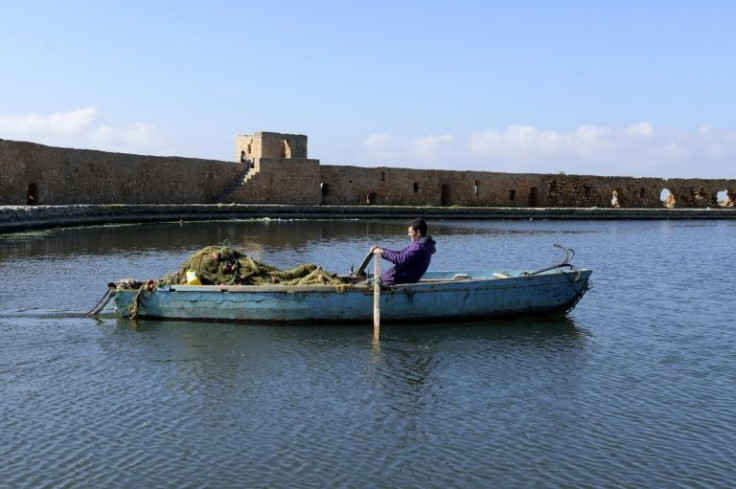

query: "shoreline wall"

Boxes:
[2, 204, 735, 233]
[1, 138, 734, 209]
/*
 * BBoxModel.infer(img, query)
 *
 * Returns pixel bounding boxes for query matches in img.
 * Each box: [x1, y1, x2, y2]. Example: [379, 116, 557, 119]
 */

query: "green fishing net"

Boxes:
[111, 244, 355, 318]
[156, 245, 349, 287]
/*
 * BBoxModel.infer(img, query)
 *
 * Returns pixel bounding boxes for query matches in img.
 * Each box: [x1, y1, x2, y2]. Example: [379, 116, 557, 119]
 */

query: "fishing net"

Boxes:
[154, 245, 349, 287]
[106, 245, 356, 318]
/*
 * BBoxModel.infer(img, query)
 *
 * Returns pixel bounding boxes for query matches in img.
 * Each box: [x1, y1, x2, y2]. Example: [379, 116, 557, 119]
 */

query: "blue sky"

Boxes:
[1, 0, 734, 178]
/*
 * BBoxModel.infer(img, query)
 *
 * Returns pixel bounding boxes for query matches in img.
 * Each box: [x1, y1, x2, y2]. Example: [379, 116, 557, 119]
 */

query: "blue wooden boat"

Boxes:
[109, 246, 592, 323]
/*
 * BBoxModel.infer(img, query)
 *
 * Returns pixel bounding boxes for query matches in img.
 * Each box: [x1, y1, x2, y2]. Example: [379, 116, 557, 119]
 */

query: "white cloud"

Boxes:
[90, 123, 169, 153]
[361, 133, 400, 160]
[357, 123, 735, 178]
[362, 133, 393, 149]
[463, 122, 736, 177]
[408, 134, 455, 160]
[625, 122, 654, 137]
[468, 124, 620, 158]
[0, 107, 98, 136]
[0, 107, 173, 155]
[362, 133, 457, 163]
[4, 109, 733, 178]
[649, 142, 688, 161]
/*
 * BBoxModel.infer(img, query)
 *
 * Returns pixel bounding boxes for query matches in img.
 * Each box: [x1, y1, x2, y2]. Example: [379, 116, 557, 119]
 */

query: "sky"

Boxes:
[1, 0, 734, 179]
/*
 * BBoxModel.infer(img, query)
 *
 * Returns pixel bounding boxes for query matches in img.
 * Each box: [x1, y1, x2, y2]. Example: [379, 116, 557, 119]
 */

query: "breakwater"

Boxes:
[2, 204, 735, 233]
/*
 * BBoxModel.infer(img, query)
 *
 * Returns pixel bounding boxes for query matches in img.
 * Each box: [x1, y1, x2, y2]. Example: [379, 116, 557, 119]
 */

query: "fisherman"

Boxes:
[370, 218, 436, 285]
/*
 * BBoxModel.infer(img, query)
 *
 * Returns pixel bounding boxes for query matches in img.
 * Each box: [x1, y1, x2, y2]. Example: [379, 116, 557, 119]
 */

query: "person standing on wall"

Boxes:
[240, 151, 250, 174]
[370, 218, 436, 285]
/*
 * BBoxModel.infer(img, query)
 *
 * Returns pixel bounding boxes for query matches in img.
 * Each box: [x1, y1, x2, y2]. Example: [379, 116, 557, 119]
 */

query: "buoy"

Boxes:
[186, 271, 202, 285]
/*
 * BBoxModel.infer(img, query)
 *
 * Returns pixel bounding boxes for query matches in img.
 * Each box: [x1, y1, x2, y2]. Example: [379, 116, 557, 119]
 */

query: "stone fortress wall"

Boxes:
[0, 139, 242, 205]
[320, 166, 735, 208]
[1, 131, 734, 209]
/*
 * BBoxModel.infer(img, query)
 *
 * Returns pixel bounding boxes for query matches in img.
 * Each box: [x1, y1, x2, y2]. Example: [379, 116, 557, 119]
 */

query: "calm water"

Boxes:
[1, 218, 735, 488]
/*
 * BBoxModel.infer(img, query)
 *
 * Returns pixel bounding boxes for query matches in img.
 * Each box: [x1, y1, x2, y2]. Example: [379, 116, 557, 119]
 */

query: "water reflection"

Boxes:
[104, 316, 589, 405]
[4, 219, 736, 487]
[367, 317, 588, 400]
[0, 218, 600, 260]
[107, 315, 590, 428]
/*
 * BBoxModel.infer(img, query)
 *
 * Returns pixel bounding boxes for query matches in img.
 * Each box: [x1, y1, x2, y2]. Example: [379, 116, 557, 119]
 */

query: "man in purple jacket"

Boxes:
[370, 218, 437, 285]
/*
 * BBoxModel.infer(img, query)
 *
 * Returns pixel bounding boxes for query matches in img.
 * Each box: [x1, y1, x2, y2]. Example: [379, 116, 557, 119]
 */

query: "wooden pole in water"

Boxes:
[373, 253, 381, 339]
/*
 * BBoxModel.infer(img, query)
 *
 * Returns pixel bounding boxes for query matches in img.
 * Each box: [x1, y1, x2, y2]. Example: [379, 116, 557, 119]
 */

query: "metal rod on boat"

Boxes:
[373, 252, 381, 339]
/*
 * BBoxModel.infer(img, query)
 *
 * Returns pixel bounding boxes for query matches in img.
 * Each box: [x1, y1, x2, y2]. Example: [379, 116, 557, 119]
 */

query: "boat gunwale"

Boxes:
[111, 268, 592, 294]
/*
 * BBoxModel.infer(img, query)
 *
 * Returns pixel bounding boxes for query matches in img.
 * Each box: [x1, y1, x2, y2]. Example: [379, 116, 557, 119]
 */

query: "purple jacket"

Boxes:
[380, 236, 436, 285]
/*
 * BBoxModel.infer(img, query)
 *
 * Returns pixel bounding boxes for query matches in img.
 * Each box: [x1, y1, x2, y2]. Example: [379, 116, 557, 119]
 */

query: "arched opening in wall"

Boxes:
[440, 184, 451, 206]
[366, 192, 377, 205]
[321, 182, 329, 197]
[528, 187, 539, 207]
[240, 150, 246, 163]
[381, 171, 385, 182]
[582, 186, 592, 198]
[509, 189, 516, 201]
[26, 183, 39, 205]
[413, 182, 419, 193]
[640, 188, 647, 198]
[474, 180, 480, 196]
[247, 143, 252, 155]
[661, 188, 675, 208]
[717, 189, 732, 207]
[280, 139, 292, 158]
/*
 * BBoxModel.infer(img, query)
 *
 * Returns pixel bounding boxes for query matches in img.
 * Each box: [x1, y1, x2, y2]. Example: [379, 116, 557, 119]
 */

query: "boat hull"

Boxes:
[111, 269, 592, 323]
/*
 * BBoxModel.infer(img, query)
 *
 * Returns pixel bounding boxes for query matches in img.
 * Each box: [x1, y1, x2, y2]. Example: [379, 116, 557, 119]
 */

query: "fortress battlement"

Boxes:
[1, 132, 734, 209]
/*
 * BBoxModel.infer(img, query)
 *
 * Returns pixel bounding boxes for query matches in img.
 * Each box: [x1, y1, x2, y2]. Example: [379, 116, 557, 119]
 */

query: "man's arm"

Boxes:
[381, 243, 421, 266]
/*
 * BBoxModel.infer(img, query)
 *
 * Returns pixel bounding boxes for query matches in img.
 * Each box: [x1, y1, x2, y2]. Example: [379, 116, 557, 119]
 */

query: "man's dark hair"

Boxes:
[409, 218, 428, 236]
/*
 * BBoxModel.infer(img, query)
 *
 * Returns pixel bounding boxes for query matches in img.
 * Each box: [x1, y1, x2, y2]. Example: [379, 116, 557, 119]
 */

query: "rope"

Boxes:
[84, 289, 113, 317]
[522, 244, 576, 277]
[130, 289, 143, 319]
[563, 270, 593, 313]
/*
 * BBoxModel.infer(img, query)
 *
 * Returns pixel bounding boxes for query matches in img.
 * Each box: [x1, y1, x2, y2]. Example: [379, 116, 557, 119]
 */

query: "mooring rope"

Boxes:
[84, 289, 113, 317]
[563, 270, 593, 313]
[129, 289, 143, 319]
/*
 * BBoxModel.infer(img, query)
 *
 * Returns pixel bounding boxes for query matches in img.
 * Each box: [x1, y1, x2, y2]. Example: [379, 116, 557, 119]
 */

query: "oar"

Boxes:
[355, 250, 374, 277]
[373, 251, 381, 339]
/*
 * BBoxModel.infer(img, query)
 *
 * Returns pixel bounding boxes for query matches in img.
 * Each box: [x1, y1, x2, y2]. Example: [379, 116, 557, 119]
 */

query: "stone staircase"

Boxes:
[213, 163, 260, 203]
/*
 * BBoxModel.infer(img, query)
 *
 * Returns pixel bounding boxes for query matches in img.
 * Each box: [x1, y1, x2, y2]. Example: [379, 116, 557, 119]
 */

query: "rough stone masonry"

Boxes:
[2, 131, 734, 209]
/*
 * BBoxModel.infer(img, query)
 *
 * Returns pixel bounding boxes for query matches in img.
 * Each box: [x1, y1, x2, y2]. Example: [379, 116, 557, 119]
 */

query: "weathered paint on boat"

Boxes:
[111, 268, 592, 323]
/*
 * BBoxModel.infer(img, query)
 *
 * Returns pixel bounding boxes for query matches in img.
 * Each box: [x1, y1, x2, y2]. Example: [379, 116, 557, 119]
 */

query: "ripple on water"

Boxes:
[2, 220, 736, 487]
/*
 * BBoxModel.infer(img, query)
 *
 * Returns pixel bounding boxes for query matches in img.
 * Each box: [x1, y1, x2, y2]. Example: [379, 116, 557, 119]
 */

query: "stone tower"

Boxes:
[235, 131, 308, 161]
